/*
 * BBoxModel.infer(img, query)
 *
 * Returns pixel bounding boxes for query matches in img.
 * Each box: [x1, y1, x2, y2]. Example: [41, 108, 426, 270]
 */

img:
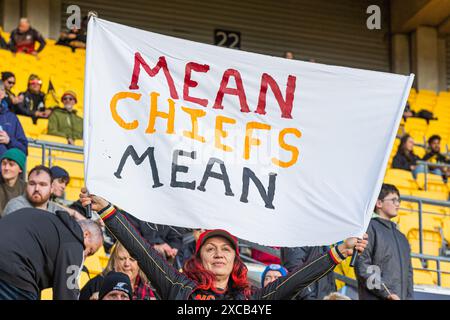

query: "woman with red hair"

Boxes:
[80, 189, 367, 300]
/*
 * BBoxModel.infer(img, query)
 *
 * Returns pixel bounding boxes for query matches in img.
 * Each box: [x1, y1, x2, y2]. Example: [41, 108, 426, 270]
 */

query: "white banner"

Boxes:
[84, 17, 413, 247]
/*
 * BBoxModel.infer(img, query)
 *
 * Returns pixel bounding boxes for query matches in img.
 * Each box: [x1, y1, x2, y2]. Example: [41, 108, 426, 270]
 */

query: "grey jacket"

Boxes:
[355, 217, 414, 300]
[3, 195, 64, 216]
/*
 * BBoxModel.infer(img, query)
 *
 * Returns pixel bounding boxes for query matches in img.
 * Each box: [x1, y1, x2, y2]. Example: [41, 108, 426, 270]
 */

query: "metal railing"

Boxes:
[415, 161, 450, 191]
[26, 138, 83, 170]
[411, 253, 450, 287]
[400, 195, 450, 256]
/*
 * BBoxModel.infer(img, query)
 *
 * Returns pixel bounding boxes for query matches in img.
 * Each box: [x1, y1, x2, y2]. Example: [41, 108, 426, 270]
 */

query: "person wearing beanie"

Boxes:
[80, 190, 369, 300]
[0, 148, 26, 218]
[261, 264, 288, 288]
[50, 166, 70, 203]
[48, 90, 83, 145]
[99, 271, 133, 300]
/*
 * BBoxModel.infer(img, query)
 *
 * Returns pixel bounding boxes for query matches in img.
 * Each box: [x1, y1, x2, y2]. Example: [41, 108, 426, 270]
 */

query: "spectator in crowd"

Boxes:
[16, 74, 52, 124]
[281, 246, 336, 299]
[422, 135, 450, 179]
[118, 211, 184, 264]
[323, 292, 351, 300]
[3, 165, 84, 220]
[0, 85, 28, 156]
[98, 271, 133, 301]
[8, 18, 46, 56]
[50, 166, 70, 204]
[392, 134, 421, 177]
[47, 90, 83, 144]
[1, 72, 23, 110]
[0, 208, 103, 300]
[0, 148, 26, 218]
[261, 264, 288, 288]
[3, 165, 62, 215]
[80, 189, 368, 300]
[80, 242, 154, 300]
[355, 184, 413, 300]
[403, 102, 437, 124]
[56, 16, 87, 52]
[284, 51, 294, 59]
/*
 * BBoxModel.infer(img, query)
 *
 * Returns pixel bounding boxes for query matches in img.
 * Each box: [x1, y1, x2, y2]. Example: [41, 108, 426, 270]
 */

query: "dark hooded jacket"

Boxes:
[355, 217, 413, 300]
[0, 208, 85, 300]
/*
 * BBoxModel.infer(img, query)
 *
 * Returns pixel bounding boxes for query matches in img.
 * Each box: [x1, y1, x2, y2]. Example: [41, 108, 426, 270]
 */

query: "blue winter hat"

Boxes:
[261, 264, 288, 287]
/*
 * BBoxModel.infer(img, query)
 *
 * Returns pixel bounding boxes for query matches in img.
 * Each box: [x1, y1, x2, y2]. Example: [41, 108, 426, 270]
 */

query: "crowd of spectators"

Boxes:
[0, 19, 446, 301]
[393, 133, 450, 181]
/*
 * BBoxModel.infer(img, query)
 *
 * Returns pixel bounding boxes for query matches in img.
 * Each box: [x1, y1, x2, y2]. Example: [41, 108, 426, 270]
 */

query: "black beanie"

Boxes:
[99, 271, 133, 300]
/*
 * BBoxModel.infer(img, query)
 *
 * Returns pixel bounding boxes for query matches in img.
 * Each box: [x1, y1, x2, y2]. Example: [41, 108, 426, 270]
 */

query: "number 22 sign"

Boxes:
[214, 29, 241, 49]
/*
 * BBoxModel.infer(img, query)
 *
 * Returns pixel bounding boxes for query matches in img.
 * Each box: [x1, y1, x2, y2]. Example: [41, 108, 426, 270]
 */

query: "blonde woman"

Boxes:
[79, 242, 155, 300]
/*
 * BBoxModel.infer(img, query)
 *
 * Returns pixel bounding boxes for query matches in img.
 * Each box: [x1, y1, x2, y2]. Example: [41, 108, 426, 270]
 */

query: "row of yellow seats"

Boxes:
[384, 169, 450, 194]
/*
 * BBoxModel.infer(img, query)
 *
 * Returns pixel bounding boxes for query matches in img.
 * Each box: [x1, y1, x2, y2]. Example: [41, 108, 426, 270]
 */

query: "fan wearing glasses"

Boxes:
[16, 74, 51, 123]
[355, 183, 413, 301]
[1, 72, 23, 111]
[48, 90, 83, 145]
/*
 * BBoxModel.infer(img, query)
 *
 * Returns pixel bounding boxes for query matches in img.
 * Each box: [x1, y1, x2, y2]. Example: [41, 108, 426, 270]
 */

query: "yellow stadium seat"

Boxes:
[410, 190, 449, 201]
[17, 116, 48, 138]
[51, 160, 84, 179]
[412, 258, 437, 286]
[398, 213, 443, 256]
[40, 288, 53, 300]
[440, 262, 450, 288]
[333, 256, 356, 290]
[384, 169, 418, 191]
[416, 173, 448, 193]
[84, 252, 104, 278]
[40, 269, 90, 300]
[37, 134, 68, 144]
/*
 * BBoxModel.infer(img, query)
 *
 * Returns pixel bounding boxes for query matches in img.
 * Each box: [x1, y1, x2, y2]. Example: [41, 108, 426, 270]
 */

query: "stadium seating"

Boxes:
[2, 29, 450, 293]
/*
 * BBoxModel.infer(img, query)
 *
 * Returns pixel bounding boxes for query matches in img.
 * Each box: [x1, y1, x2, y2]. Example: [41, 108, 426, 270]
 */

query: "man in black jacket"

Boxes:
[0, 208, 103, 300]
[281, 246, 336, 299]
[355, 184, 413, 300]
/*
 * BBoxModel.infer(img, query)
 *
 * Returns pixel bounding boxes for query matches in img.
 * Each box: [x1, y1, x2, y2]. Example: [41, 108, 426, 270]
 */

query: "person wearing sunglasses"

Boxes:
[48, 90, 83, 145]
[1, 72, 23, 111]
[355, 183, 413, 301]
[16, 74, 51, 124]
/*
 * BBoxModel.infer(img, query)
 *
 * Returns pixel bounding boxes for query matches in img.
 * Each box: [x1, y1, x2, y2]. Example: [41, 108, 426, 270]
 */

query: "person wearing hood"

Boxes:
[0, 86, 28, 157]
[47, 90, 83, 145]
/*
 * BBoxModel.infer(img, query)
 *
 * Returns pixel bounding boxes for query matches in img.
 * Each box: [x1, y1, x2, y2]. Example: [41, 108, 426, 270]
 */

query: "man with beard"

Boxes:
[3, 165, 64, 215]
[48, 90, 83, 145]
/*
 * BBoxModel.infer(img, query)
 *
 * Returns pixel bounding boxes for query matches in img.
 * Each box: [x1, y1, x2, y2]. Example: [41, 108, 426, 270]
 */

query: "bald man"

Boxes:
[8, 18, 46, 55]
[0, 208, 103, 300]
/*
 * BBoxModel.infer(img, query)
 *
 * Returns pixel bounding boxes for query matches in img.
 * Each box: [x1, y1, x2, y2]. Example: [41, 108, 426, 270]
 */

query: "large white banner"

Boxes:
[84, 17, 413, 247]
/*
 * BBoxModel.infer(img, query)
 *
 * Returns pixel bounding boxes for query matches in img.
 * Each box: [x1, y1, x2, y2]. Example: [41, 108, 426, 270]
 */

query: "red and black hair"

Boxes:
[183, 239, 252, 297]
